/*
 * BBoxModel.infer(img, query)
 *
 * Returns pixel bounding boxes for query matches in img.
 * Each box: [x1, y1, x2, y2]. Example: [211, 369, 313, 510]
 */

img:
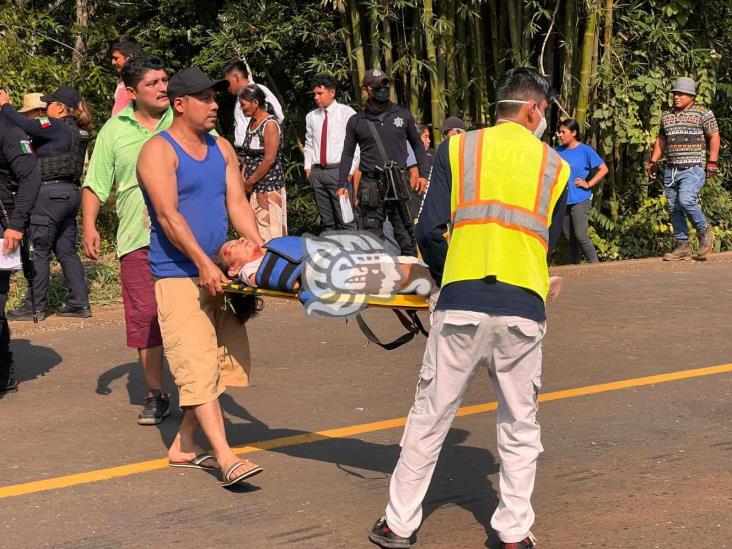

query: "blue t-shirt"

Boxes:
[555, 143, 603, 205]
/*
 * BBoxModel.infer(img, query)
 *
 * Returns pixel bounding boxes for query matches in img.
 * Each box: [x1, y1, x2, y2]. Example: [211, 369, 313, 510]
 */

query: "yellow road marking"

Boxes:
[1, 363, 731, 500]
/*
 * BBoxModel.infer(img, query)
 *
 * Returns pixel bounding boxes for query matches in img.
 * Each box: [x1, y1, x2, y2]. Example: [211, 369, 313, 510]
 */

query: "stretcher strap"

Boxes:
[355, 309, 428, 350]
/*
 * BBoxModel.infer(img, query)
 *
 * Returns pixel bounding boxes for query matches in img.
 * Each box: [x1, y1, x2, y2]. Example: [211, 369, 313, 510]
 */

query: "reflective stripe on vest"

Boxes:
[450, 129, 563, 249]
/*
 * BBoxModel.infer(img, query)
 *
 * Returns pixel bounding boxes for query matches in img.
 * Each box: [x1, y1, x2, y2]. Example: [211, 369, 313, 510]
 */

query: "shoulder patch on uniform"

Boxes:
[19, 140, 33, 154]
[38, 117, 51, 128]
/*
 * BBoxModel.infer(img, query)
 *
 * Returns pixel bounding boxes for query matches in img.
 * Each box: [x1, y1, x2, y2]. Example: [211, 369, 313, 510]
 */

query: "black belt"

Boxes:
[312, 163, 340, 170]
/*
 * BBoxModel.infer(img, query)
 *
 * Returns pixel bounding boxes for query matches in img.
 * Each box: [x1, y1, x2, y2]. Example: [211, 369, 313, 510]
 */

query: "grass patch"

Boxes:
[8, 252, 121, 312]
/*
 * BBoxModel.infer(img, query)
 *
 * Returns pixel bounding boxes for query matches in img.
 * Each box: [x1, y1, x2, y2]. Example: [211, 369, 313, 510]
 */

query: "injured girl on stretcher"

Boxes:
[213, 235, 436, 296]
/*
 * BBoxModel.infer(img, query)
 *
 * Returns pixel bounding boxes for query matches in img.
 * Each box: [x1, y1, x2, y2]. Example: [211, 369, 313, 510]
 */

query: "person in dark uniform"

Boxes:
[0, 86, 91, 320]
[0, 108, 42, 392]
[336, 69, 429, 255]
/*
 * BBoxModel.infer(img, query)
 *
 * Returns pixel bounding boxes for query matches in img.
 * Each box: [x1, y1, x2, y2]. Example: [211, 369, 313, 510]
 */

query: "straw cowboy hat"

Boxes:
[18, 93, 47, 113]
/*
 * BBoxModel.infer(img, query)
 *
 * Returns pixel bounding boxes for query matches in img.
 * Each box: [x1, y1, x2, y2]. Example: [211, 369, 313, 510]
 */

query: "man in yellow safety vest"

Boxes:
[369, 68, 570, 549]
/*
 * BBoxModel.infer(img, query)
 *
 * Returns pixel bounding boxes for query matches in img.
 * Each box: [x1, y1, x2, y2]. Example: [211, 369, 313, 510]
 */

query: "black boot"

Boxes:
[0, 352, 18, 393]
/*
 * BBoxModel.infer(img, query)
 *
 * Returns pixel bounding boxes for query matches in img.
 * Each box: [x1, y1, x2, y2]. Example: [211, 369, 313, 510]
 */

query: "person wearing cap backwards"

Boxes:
[336, 69, 430, 255]
[82, 55, 173, 426]
[646, 77, 720, 261]
[368, 68, 569, 549]
[0, 85, 92, 321]
[0, 93, 42, 393]
[441, 115, 467, 138]
[137, 67, 265, 487]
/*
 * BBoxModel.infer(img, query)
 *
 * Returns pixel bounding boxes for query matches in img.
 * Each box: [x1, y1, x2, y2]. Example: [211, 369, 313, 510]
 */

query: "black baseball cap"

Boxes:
[41, 86, 80, 109]
[362, 69, 390, 88]
[441, 116, 466, 133]
[167, 67, 229, 101]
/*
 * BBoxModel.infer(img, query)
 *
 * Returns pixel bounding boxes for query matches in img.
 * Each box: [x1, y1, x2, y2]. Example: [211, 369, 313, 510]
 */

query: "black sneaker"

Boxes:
[0, 361, 18, 393]
[137, 390, 171, 425]
[56, 305, 92, 318]
[369, 517, 413, 548]
[6, 307, 45, 321]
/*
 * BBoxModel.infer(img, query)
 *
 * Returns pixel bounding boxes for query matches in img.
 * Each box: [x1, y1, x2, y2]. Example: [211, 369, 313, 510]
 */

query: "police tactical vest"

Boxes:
[37, 117, 90, 184]
[441, 123, 569, 301]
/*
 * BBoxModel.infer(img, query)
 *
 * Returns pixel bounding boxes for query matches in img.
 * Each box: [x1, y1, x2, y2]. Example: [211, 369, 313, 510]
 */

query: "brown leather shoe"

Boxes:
[696, 228, 714, 260]
[663, 241, 691, 261]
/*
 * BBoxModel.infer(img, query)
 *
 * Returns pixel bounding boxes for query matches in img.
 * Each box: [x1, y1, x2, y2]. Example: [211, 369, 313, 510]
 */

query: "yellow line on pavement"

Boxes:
[1, 363, 731, 500]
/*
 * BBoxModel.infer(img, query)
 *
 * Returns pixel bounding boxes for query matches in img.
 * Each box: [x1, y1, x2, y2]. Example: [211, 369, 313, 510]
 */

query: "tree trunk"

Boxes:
[423, 0, 443, 142]
[469, 4, 489, 126]
[336, 0, 360, 100]
[561, 0, 577, 111]
[505, 0, 522, 66]
[410, 7, 423, 122]
[456, 6, 470, 121]
[347, 0, 367, 99]
[445, 0, 458, 114]
[381, 7, 398, 103]
[487, 0, 500, 81]
[369, 3, 380, 68]
[73, 0, 88, 70]
[575, 0, 599, 129]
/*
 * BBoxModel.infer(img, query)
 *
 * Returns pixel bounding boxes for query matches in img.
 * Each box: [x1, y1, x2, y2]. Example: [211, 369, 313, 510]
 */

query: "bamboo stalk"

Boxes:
[381, 4, 398, 102]
[561, 0, 577, 110]
[410, 7, 423, 121]
[445, 0, 457, 114]
[347, 0, 366, 99]
[575, 0, 599, 129]
[424, 0, 443, 142]
[336, 0, 360, 100]
[505, 0, 522, 66]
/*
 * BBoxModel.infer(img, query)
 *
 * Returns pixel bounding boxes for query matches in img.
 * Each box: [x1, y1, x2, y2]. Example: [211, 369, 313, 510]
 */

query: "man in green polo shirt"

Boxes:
[82, 56, 173, 425]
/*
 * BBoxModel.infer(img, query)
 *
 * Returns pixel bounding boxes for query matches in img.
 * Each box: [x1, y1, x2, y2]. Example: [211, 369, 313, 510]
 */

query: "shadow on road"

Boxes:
[219, 394, 501, 545]
[1, 339, 62, 401]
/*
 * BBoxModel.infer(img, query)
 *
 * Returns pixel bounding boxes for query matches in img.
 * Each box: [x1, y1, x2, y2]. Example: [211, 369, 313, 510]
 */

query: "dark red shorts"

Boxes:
[119, 247, 162, 349]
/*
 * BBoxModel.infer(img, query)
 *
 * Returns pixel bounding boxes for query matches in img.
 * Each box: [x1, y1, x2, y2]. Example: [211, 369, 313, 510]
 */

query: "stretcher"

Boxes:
[224, 282, 430, 350]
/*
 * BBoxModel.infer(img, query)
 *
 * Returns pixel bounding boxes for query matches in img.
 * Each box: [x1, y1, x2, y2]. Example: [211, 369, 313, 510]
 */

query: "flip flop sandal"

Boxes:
[220, 460, 263, 487]
[169, 453, 220, 471]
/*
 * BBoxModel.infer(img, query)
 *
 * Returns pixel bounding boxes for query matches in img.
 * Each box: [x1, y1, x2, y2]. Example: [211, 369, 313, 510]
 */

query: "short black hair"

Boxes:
[559, 118, 582, 142]
[121, 56, 167, 90]
[495, 68, 551, 118]
[110, 37, 145, 59]
[222, 59, 249, 78]
[312, 74, 338, 91]
[416, 124, 429, 134]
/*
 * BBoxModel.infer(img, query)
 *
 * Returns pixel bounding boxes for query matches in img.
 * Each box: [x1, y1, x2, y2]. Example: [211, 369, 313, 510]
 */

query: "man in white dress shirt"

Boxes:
[222, 60, 284, 157]
[303, 74, 359, 231]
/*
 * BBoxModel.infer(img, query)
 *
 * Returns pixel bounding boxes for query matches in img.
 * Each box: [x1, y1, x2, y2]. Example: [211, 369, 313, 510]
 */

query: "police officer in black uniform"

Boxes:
[0, 86, 91, 321]
[0, 107, 42, 393]
[337, 70, 430, 255]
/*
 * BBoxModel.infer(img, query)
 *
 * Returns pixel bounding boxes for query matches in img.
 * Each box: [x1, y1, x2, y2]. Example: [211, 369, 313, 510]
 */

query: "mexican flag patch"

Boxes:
[19, 140, 33, 154]
[38, 116, 51, 128]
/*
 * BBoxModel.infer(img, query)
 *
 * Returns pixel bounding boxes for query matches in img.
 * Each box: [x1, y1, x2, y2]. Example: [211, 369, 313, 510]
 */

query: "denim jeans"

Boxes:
[663, 165, 707, 241]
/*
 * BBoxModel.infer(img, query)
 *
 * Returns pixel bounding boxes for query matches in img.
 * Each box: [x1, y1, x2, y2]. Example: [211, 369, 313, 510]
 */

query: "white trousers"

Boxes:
[385, 309, 546, 543]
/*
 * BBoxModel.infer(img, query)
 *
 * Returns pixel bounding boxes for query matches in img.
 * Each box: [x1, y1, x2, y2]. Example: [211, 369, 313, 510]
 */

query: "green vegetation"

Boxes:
[1, 0, 730, 268]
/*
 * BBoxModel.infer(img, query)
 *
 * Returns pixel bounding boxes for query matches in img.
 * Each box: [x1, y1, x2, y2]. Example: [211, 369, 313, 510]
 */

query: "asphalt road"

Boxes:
[1, 255, 731, 548]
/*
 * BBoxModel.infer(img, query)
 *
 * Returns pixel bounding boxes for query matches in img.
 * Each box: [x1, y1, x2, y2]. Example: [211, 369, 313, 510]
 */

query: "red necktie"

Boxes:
[320, 109, 328, 168]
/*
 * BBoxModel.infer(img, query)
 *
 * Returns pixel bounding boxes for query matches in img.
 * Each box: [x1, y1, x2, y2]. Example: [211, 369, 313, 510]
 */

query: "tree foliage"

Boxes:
[1, 0, 729, 258]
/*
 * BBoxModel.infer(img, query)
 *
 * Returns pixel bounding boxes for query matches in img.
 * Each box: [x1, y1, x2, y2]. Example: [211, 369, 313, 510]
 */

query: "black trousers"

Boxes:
[0, 268, 10, 360]
[22, 182, 89, 311]
[357, 177, 416, 256]
[308, 165, 356, 231]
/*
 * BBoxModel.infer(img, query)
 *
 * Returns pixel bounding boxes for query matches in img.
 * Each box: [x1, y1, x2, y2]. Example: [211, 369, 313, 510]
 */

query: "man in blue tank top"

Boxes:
[137, 67, 265, 487]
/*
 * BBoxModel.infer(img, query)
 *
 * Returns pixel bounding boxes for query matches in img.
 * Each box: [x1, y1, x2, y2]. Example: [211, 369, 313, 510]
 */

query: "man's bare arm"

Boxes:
[81, 188, 103, 260]
[217, 137, 263, 247]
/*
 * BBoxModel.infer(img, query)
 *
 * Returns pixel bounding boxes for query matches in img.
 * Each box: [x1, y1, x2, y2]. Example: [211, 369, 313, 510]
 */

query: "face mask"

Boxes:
[372, 86, 390, 104]
[496, 99, 547, 138]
